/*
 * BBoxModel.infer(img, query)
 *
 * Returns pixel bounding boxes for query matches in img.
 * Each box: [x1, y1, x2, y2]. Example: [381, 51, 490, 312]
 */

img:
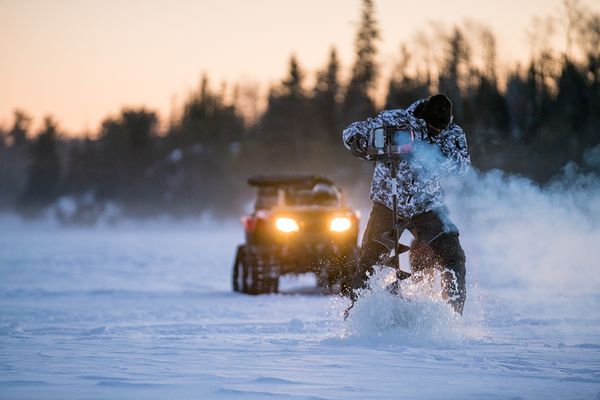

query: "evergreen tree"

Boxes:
[312, 47, 342, 142]
[7, 110, 31, 148]
[0, 111, 31, 208]
[122, 109, 157, 151]
[282, 55, 305, 100]
[342, 0, 380, 124]
[164, 75, 245, 215]
[18, 116, 62, 215]
[580, 15, 600, 120]
[178, 75, 244, 148]
[63, 137, 102, 197]
[438, 27, 470, 122]
[472, 76, 510, 133]
[385, 45, 430, 109]
[92, 108, 160, 206]
[259, 55, 310, 152]
[555, 60, 589, 131]
[504, 69, 527, 140]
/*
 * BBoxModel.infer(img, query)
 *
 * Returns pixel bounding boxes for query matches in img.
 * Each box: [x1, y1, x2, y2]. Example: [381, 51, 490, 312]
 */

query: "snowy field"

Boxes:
[1, 167, 600, 399]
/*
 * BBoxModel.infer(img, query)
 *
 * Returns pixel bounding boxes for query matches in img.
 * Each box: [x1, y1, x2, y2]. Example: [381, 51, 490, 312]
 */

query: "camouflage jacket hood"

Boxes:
[342, 99, 471, 218]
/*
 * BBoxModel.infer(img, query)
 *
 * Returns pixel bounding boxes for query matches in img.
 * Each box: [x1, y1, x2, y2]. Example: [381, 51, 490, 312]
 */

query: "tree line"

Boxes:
[1, 0, 599, 222]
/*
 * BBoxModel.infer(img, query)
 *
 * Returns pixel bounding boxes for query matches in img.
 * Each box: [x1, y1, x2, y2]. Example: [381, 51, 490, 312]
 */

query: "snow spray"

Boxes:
[339, 267, 467, 346]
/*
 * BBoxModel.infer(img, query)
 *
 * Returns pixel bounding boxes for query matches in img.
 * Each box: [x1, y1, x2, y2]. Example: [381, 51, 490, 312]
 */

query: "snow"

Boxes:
[1, 168, 600, 399]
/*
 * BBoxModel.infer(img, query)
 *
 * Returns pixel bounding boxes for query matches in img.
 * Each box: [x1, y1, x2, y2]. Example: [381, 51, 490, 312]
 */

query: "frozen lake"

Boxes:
[1, 170, 600, 399]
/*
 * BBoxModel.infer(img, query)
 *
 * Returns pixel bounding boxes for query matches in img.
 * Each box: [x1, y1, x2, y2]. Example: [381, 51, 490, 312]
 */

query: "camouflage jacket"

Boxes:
[342, 100, 471, 218]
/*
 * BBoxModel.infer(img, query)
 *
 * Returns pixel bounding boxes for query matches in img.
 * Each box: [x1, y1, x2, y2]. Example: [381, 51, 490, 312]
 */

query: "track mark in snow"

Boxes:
[572, 343, 600, 349]
[216, 387, 295, 397]
[96, 380, 167, 387]
[254, 376, 302, 384]
[0, 380, 50, 387]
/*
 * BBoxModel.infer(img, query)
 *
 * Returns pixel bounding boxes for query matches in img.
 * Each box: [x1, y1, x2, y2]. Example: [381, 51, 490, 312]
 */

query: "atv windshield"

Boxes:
[285, 186, 340, 207]
[254, 184, 341, 210]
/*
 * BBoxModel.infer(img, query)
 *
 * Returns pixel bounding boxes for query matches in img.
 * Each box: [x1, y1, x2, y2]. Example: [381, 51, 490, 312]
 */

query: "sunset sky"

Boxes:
[1, 0, 598, 135]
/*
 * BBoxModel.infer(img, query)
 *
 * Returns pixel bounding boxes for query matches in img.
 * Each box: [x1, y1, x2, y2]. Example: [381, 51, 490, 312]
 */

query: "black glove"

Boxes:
[349, 136, 368, 158]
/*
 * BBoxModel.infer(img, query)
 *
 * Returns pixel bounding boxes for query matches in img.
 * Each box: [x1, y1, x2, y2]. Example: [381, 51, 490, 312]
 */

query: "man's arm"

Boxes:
[412, 124, 471, 178]
[342, 120, 370, 151]
[437, 124, 471, 176]
[425, 124, 471, 176]
[342, 109, 417, 150]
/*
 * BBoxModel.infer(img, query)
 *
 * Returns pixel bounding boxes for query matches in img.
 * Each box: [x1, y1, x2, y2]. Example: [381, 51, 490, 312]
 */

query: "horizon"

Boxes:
[1, 0, 599, 135]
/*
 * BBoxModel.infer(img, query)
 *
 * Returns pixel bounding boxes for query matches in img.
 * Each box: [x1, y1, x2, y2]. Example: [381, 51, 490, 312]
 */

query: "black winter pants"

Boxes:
[354, 201, 467, 314]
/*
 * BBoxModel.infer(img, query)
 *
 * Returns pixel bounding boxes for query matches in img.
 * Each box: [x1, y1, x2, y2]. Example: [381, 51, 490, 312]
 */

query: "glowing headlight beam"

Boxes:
[330, 217, 352, 232]
[275, 217, 300, 233]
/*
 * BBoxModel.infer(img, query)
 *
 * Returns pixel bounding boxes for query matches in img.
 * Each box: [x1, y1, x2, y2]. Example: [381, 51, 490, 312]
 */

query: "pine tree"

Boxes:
[0, 111, 31, 208]
[259, 55, 309, 146]
[438, 27, 470, 121]
[556, 60, 589, 131]
[282, 55, 305, 99]
[342, 0, 380, 124]
[312, 47, 342, 142]
[18, 116, 62, 215]
[8, 110, 31, 148]
[385, 45, 430, 109]
[179, 75, 243, 147]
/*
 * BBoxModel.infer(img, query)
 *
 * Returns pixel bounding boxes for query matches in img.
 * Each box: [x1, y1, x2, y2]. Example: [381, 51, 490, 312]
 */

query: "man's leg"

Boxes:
[410, 210, 467, 314]
[352, 202, 395, 299]
[429, 233, 467, 314]
[409, 239, 436, 290]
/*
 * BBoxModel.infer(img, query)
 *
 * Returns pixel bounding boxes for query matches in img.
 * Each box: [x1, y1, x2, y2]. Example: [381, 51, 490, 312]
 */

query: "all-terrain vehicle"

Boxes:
[232, 175, 360, 295]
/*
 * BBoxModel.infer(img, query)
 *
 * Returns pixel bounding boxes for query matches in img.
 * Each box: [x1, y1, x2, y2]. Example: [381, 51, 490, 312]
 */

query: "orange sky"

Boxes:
[1, 0, 598, 135]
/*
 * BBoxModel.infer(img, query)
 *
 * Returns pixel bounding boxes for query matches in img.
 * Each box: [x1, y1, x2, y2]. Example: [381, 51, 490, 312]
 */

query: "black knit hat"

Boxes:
[423, 94, 453, 130]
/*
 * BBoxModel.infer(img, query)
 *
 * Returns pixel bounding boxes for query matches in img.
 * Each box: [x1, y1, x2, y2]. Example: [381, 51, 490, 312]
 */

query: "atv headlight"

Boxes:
[275, 217, 300, 233]
[330, 217, 352, 232]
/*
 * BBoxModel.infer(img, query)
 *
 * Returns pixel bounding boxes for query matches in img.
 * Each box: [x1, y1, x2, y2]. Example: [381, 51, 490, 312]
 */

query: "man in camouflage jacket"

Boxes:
[342, 94, 470, 314]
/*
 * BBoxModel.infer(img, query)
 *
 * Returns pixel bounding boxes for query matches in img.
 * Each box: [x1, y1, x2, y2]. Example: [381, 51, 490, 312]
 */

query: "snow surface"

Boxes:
[1, 168, 600, 399]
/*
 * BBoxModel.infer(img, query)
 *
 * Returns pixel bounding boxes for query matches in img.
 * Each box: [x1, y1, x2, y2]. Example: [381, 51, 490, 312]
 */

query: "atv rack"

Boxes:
[248, 175, 334, 189]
